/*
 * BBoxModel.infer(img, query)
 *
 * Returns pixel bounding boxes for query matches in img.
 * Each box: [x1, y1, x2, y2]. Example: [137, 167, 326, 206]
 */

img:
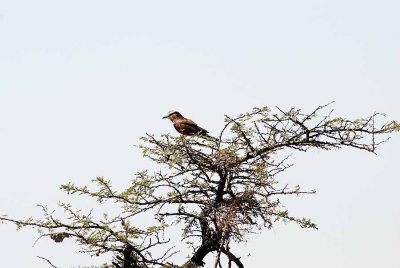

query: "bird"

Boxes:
[162, 110, 211, 137]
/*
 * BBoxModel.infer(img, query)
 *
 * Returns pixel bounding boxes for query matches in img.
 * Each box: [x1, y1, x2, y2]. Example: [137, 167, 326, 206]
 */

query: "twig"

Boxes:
[37, 256, 59, 268]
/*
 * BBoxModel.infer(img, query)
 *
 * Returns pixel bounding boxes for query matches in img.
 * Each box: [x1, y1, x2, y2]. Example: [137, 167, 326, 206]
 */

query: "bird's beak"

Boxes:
[162, 115, 168, 119]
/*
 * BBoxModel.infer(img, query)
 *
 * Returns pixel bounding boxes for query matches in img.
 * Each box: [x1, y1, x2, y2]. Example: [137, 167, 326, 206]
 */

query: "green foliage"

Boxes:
[1, 103, 399, 268]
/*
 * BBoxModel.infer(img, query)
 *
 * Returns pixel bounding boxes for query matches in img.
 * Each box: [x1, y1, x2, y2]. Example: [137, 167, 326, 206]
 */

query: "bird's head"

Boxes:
[162, 110, 183, 121]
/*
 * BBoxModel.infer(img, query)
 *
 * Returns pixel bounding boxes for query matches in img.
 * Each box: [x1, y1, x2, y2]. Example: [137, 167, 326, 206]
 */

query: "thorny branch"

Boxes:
[1, 103, 399, 267]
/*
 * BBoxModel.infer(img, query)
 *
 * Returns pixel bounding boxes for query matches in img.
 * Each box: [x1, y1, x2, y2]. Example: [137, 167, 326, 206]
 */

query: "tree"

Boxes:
[1, 103, 399, 268]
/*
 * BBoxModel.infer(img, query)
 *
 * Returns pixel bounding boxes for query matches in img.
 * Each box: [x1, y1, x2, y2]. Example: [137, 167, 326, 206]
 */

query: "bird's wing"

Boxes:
[177, 118, 209, 134]
[180, 118, 199, 126]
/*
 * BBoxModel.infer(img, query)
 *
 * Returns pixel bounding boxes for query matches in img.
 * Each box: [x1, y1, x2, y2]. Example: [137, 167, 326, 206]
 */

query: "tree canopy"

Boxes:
[1, 103, 399, 268]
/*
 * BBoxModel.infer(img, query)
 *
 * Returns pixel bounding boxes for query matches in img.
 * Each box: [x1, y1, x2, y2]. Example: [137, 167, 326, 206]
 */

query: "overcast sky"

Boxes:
[1, 1, 399, 267]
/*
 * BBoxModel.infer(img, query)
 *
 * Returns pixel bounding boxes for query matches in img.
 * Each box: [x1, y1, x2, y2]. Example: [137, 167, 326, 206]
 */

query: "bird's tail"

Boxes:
[196, 127, 218, 141]
[206, 134, 219, 141]
[199, 132, 219, 142]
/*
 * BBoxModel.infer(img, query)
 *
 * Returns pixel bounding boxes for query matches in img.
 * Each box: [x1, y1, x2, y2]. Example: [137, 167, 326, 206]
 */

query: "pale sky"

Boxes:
[0, 1, 399, 267]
